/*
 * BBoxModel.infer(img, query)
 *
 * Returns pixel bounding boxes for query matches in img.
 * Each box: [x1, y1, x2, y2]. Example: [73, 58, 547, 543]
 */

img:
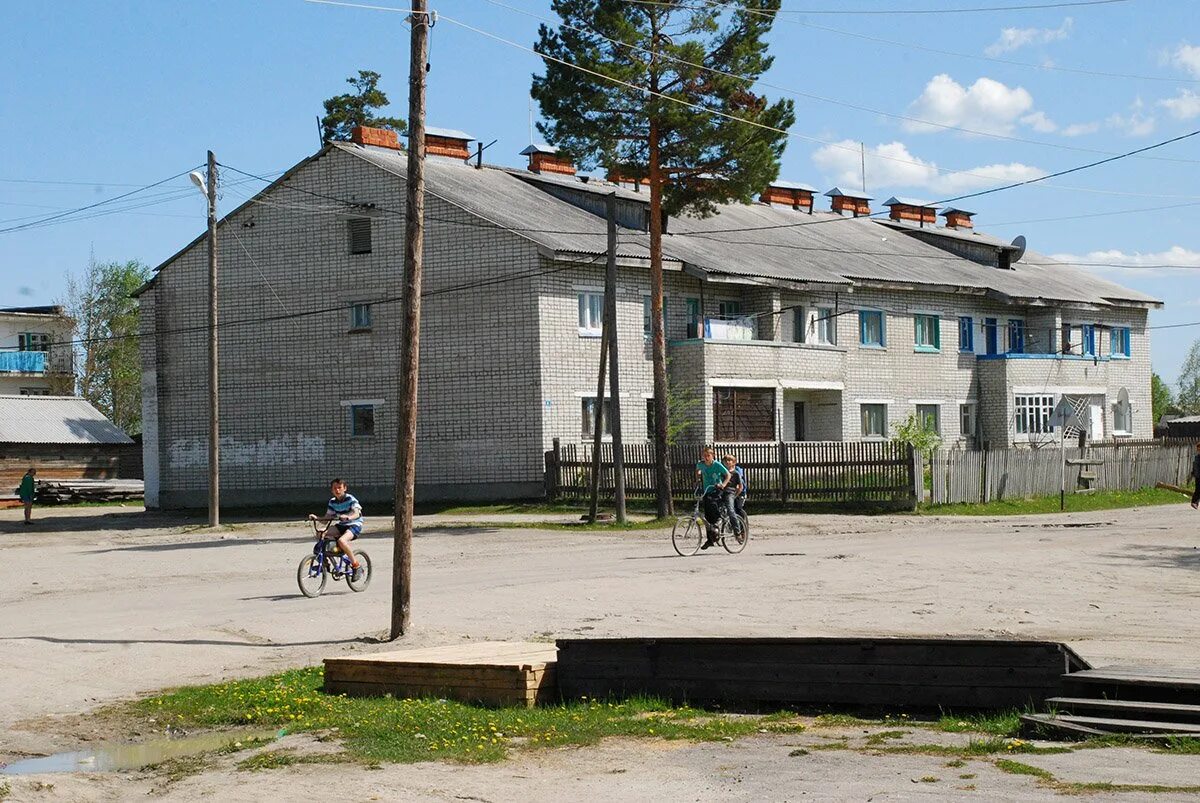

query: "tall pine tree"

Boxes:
[533, 0, 794, 515]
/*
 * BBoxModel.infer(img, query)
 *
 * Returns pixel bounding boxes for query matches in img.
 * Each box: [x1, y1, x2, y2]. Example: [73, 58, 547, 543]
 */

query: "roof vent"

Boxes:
[941, 207, 975, 230]
[761, 181, 816, 213]
[884, 196, 939, 226]
[520, 144, 576, 176]
[425, 127, 475, 160]
[825, 187, 872, 217]
[350, 125, 401, 150]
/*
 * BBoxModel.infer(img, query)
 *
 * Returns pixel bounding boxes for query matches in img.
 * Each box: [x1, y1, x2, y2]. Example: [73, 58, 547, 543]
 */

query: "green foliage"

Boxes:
[320, 70, 406, 142]
[1151, 371, 1177, 422]
[923, 486, 1181, 516]
[892, 413, 942, 457]
[532, 0, 795, 217]
[65, 258, 151, 435]
[1177, 341, 1200, 414]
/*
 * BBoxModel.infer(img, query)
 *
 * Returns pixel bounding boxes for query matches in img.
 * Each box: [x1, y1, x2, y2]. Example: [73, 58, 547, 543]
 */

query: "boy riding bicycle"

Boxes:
[722, 453, 748, 527]
[308, 479, 364, 578]
[695, 447, 730, 550]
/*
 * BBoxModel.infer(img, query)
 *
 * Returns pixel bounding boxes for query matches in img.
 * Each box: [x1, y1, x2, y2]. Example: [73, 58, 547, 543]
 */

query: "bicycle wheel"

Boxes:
[671, 514, 705, 557]
[722, 514, 749, 554]
[297, 554, 327, 598]
[347, 550, 372, 592]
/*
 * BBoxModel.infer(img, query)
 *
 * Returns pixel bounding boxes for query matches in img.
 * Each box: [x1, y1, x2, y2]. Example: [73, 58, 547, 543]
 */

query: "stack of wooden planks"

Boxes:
[324, 642, 558, 707]
[1023, 666, 1200, 739]
[34, 478, 144, 504]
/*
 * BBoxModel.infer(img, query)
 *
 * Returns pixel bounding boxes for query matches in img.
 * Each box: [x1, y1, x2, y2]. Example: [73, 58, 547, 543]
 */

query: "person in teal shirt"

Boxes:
[17, 467, 36, 525]
[695, 447, 729, 548]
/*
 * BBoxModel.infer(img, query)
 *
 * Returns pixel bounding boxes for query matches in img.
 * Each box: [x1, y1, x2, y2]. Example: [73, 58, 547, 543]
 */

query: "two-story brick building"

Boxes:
[0, 306, 74, 396]
[135, 127, 1160, 507]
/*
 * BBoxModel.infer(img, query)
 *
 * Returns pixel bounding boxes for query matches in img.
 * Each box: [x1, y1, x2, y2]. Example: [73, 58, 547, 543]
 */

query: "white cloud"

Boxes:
[1169, 42, 1200, 78]
[905, 74, 1035, 136]
[1160, 89, 1200, 120]
[1021, 111, 1058, 133]
[1061, 121, 1101, 137]
[812, 139, 1045, 196]
[984, 18, 1073, 56]
[1106, 109, 1156, 137]
[1049, 246, 1200, 278]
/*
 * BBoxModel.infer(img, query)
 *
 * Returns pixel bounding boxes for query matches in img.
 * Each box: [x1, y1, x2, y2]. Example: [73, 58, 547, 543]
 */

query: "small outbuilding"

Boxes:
[1165, 415, 1200, 441]
[0, 395, 136, 492]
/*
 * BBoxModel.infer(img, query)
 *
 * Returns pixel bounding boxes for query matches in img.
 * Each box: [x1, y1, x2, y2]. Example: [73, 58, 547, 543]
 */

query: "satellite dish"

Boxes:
[1010, 235, 1027, 263]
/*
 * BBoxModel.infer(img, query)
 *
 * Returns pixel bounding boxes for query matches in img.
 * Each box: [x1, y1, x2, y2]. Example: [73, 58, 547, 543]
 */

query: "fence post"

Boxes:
[908, 444, 920, 511]
[778, 440, 789, 504]
[545, 438, 561, 501]
[981, 447, 990, 504]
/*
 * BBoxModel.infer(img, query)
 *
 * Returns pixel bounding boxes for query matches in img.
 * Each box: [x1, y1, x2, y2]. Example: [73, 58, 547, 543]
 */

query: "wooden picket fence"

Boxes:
[544, 440, 919, 509]
[929, 440, 1194, 505]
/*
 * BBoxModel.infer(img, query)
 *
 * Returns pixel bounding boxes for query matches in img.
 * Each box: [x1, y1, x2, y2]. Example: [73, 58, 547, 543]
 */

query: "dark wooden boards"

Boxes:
[324, 642, 558, 708]
[1062, 667, 1200, 706]
[556, 637, 1088, 711]
[1044, 697, 1200, 725]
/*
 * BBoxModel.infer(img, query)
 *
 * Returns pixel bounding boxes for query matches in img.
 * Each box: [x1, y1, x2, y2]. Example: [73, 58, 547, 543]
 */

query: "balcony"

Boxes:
[0, 351, 46, 374]
[669, 336, 846, 389]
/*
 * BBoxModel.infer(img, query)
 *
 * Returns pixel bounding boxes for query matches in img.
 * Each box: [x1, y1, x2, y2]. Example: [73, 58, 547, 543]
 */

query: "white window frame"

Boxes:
[959, 402, 977, 438]
[860, 403, 887, 439]
[1014, 394, 1056, 436]
[577, 290, 604, 337]
[18, 332, 50, 352]
[1113, 388, 1133, 436]
[581, 396, 613, 439]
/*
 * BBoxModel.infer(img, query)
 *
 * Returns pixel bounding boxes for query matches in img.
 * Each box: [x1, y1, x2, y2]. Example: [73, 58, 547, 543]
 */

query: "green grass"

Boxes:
[432, 518, 669, 532]
[935, 710, 1022, 737]
[922, 486, 1183, 516]
[132, 667, 805, 765]
[995, 759, 1054, 779]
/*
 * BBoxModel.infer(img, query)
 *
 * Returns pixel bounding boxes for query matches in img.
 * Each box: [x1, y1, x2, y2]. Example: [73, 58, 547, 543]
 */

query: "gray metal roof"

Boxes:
[940, 207, 975, 216]
[425, 126, 474, 141]
[0, 396, 133, 445]
[766, 180, 818, 192]
[883, 196, 938, 209]
[825, 187, 873, 200]
[519, 143, 558, 155]
[877, 218, 1016, 250]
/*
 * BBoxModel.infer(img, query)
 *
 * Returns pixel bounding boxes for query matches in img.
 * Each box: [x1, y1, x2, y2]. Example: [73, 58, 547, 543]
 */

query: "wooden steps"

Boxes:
[1022, 666, 1200, 739]
[324, 641, 557, 708]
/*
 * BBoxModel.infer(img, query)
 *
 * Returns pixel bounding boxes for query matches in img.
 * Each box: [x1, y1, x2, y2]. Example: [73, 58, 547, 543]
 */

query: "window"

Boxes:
[1111, 326, 1131, 358]
[914, 314, 940, 352]
[814, 307, 835, 345]
[1007, 319, 1025, 354]
[582, 397, 612, 438]
[959, 403, 977, 438]
[577, 292, 603, 336]
[915, 404, 940, 434]
[1061, 323, 1074, 355]
[349, 302, 372, 330]
[347, 217, 372, 255]
[642, 296, 667, 340]
[958, 317, 974, 353]
[17, 332, 50, 352]
[859, 310, 885, 347]
[1014, 394, 1055, 435]
[713, 387, 775, 441]
[1081, 324, 1096, 357]
[792, 307, 807, 343]
[19, 387, 51, 396]
[685, 298, 701, 338]
[861, 404, 887, 438]
[349, 404, 375, 437]
[646, 399, 656, 438]
[718, 300, 742, 318]
[1114, 388, 1133, 435]
[984, 318, 998, 356]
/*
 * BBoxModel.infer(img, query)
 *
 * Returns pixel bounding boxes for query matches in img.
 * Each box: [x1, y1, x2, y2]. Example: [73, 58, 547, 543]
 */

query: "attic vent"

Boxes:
[347, 218, 372, 255]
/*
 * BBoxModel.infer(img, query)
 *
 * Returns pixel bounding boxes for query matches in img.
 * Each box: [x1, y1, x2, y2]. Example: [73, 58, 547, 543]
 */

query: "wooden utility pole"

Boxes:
[605, 193, 626, 523]
[586, 325, 609, 523]
[392, 0, 430, 640]
[206, 150, 220, 527]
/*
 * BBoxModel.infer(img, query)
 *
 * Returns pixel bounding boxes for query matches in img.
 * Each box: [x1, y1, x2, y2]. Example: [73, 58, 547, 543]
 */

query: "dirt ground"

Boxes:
[2, 503, 1199, 799]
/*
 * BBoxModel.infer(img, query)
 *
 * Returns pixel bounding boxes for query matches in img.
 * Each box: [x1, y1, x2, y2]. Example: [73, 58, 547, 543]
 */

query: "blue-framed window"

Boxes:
[958, 317, 974, 353]
[1082, 324, 1096, 357]
[1110, 326, 1131, 358]
[859, 310, 885, 347]
[914, 314, 940, 352]
[1007, 319, 1025, 354]
[349, 404, 375, 437]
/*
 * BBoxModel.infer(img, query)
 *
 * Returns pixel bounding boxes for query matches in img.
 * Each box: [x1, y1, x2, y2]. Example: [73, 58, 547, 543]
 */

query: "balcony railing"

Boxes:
[702, 316, 756, 341]
[0, 351, 46, 373]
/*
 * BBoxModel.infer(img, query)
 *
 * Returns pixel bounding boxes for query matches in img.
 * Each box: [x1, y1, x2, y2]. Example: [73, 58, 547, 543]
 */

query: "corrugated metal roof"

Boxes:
[941, 207, 975, 216]
[425, 126, 474, 141]
[825, 187, 873, 200]
[0, 396, 133, 445]
[768, 180, 818, 192]
[883, 196, 938, 209]
[519, 143, 558, 155]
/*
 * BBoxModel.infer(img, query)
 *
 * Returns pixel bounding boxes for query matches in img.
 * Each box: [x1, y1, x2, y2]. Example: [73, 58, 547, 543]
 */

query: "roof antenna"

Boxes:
[860, 142, 867, 194]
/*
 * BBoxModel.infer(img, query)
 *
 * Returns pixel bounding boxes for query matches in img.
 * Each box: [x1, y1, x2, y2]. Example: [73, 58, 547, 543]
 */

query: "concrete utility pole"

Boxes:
[206, 150, 220, 527]
[605, 193, 627, 523]
[392, 0, 430, 640]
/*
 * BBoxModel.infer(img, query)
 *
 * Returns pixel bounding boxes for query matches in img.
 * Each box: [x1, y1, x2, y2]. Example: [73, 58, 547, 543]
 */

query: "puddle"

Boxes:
[1, 729, 279, 775]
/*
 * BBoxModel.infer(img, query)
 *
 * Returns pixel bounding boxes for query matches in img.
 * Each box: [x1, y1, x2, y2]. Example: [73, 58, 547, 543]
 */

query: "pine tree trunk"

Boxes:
[648, 119, 673, 518]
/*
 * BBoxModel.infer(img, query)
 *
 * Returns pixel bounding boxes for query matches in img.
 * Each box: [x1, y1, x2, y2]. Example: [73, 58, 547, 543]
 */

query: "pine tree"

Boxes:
[321, 70, 407, 142]
[532, 0, 794, 516]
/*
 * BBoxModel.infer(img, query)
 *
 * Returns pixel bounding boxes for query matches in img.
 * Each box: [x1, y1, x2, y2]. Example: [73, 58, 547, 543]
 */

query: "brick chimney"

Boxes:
[761, 180, 816, 212]
[824, 187, 872, 217]
[941, 207, 975, 230]
[350, 125, 401, 150]
[884, 196, 939, 226]
[520, 144, 575, 176]
[425, 127, 475, 160]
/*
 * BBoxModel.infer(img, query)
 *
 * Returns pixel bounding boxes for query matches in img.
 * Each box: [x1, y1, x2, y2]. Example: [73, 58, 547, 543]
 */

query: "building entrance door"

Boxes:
[793, 401, 806, 441]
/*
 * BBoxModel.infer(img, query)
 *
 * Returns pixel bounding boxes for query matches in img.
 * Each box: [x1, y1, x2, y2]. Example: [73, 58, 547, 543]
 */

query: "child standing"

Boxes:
[17, 467, 36, 525]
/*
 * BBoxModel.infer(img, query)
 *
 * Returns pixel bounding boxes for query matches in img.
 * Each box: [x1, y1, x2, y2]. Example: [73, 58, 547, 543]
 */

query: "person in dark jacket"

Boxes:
[1192, 443, 1200, 509]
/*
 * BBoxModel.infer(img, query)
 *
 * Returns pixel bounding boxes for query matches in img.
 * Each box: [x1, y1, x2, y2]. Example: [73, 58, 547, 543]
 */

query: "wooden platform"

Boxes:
[556, 637, 1089, 710]
[1022, 665, 1200, 739]
[324, 641, 558, 708]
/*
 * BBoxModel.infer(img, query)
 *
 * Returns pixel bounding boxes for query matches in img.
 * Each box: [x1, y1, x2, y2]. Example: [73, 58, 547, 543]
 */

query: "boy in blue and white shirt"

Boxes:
[308, 478, 364, 576]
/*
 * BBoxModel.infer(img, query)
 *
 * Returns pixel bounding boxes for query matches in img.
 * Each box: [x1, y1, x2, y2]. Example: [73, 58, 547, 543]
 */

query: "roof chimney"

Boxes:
[520, 144, 575, 176]
[825, 187, 872, 217]
[884, 196, 939, 226]
[425, 127, 475, 160]
[941, 207, 975, 230]
[761, 181, 816, 213]
[350, 125, 401, 150]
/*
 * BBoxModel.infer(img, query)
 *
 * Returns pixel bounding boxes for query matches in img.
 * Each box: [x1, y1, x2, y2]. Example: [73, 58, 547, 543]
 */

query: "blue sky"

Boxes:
[2, 0, 1198, 381]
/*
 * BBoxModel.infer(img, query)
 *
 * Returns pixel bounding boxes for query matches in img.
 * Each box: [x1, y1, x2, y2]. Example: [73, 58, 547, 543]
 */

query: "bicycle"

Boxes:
[671, 485, 749, 556]
[297, 518, 372, 598]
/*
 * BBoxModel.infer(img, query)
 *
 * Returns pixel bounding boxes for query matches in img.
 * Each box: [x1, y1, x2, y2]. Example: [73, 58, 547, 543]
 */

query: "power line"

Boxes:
[635, 0, 1130, 14]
